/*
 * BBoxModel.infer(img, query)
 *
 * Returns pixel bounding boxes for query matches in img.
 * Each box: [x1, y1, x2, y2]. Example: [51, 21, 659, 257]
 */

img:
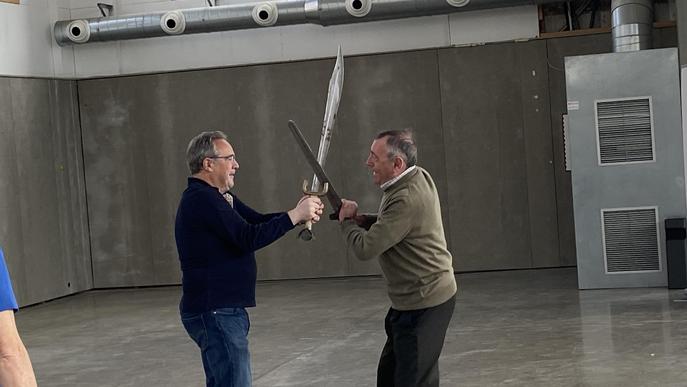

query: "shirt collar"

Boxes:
[380, 165, 417, 191]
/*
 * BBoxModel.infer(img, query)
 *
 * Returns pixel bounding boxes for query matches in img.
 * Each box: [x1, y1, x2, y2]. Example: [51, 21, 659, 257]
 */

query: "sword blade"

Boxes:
[311, 46, 344, 191]
[288, 120, 343, 215]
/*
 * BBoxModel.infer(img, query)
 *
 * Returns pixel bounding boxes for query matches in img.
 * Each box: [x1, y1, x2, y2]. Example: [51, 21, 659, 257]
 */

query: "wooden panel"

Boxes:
[517, 40, 560, 268]
[438, 42, 535, 272]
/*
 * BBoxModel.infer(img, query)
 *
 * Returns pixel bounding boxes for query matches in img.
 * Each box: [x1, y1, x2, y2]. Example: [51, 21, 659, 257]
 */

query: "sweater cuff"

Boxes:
[279, 212, 297, 231]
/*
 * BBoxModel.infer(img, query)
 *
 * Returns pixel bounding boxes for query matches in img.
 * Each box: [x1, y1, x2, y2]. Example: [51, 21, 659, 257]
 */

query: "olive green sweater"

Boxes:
[342, 167, 457, 311]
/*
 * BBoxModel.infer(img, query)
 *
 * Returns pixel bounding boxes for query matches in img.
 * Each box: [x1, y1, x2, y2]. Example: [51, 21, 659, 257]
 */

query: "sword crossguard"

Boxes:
[302, 180, 329, 196]
[298, 180, 329, 241]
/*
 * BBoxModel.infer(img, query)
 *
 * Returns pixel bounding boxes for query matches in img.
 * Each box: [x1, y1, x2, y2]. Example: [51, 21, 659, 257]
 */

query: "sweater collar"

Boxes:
[189, 177, 233, 197]
[381, 165, 417, 191]
[188, 176, 212, 188]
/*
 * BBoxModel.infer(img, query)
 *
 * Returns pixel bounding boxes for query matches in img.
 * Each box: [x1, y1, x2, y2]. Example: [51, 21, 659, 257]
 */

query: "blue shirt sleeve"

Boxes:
[0, 248, 18, 311]
[198, 190, 295, 254]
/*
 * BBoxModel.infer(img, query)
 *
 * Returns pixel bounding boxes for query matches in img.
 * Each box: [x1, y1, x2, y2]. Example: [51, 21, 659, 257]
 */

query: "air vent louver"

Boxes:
[603, 207, 660, 273]
[596, 97, 654, 164]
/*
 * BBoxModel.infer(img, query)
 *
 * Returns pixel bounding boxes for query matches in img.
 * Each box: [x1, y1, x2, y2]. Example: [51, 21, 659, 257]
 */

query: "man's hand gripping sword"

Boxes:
[299, 180, 329, 241]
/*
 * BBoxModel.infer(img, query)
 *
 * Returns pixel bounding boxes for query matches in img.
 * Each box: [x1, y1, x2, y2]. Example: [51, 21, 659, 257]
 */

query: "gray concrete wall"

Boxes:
[439, 40, 559, 271]
[74, 29, 676, 287]
[0, 30, 679, 301]
[0, 78, 92, 306]
[78, 41, 570, 286]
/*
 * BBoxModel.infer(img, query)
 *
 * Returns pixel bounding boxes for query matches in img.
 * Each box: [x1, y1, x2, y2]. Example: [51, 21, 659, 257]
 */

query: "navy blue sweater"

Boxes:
[175, 177, 295, 314]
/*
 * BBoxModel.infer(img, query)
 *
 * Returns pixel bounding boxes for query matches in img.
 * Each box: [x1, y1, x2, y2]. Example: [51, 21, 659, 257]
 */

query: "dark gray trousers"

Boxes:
[377, 294, 456, 387]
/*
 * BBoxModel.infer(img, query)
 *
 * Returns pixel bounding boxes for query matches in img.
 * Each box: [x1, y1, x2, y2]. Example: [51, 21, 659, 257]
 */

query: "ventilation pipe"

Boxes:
[252, 2, 279, 26]
[65, 19, 91, 44]
[55, 0, 560, 46]
[611, 0, 654, 52]
[161, 11, 186, 35]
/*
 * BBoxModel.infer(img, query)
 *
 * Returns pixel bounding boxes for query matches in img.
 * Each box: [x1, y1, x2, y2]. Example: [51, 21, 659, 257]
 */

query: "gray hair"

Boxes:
[186, 131, 228, 174]
[376, 129, 417, 167]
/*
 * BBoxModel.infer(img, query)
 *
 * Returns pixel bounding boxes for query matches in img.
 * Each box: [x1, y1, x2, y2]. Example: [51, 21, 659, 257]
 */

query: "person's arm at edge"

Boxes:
[0, 310, 37, 387]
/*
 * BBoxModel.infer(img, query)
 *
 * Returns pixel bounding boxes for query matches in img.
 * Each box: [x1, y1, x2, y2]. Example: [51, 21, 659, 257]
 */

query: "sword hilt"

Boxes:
[298, 180, 329, 241]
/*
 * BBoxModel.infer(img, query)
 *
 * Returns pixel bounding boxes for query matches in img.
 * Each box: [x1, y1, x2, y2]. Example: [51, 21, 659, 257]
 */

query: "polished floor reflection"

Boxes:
[16, 268, 687, 386]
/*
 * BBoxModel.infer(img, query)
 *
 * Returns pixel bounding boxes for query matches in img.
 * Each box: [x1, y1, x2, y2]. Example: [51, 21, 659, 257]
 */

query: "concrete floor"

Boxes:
[15, 268, 687, 386]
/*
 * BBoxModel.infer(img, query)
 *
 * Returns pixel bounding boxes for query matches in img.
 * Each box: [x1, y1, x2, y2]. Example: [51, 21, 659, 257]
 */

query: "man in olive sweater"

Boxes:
[339, 129, 456, 387]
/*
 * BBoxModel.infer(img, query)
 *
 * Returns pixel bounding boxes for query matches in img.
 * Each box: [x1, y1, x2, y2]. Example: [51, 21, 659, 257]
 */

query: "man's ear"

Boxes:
[393, 156, 406, 170]
[202, 158, 213, 171]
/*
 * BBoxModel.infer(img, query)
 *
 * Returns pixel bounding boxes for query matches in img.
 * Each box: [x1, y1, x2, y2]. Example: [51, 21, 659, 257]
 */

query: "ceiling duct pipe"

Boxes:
[611, 0, 654, 52]
[55, 0, 560, 46]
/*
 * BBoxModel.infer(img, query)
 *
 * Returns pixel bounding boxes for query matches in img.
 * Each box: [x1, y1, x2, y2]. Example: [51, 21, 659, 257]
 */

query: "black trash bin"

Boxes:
[665, 218, 687, 289]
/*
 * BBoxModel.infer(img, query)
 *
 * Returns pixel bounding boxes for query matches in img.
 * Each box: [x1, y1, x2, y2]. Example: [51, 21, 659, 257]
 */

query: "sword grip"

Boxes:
[298, 180, 328, 241]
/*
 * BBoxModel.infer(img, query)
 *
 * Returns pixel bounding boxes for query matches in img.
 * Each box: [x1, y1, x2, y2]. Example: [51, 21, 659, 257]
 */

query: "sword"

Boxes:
[297, 46, 344, 240]
[288, 120, 342, 220]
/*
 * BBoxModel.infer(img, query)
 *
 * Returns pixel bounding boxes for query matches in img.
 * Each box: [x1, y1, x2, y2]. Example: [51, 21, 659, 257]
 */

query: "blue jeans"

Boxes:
[181, 308, 252, 387]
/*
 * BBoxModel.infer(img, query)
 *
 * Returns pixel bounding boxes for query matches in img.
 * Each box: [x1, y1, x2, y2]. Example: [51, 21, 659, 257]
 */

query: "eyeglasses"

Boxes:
[208, 155, 235, 162]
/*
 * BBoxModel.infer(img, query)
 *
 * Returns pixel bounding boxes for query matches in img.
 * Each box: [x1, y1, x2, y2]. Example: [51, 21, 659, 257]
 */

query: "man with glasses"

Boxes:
[338, 129, 456, 387]
[175, 131, 324, 387]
